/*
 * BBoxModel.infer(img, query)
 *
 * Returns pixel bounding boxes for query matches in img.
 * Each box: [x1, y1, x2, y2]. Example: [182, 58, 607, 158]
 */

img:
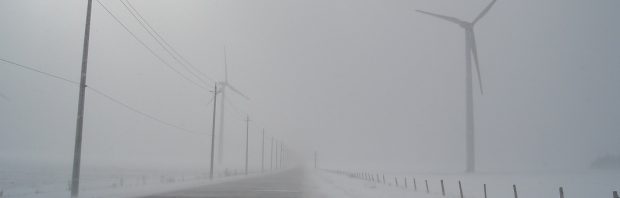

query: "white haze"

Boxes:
[1, 0, 619, 175]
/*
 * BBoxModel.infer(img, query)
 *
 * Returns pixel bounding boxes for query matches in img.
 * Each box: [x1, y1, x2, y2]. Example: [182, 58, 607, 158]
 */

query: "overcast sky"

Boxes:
[1, 0, 619, 174]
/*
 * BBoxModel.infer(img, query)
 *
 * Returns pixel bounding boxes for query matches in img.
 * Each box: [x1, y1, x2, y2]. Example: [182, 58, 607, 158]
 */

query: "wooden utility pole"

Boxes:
[270, 137, 274, 170]
[71, 0, 93, 197]
[209, 84, 219, 179]
[314, 151, 317, 169]
[275, 140, 279, 169]
[244, 115, 250, 175]
[261, 129, 265, 173]
[280, 144, 284, 168]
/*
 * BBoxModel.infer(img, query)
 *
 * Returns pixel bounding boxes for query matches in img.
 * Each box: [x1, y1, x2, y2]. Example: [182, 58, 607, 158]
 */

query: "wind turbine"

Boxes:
[217, 48, 250, 165]
[416, 0, 496, 173]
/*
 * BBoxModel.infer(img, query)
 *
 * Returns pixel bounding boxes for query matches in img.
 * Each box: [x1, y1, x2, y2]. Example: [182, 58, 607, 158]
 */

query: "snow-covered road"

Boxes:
[140, 168, 439, 198]
[143, 168, 305, 198]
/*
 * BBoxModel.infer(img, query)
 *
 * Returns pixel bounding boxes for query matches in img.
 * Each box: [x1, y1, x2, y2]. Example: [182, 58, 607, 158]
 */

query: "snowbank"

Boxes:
[312, 169, 620, 198]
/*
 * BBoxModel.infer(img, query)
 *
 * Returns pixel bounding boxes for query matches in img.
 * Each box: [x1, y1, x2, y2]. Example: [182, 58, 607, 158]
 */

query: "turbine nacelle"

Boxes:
[219, 48, 250, 100]
[461, 23, 473, 30]
[416, 0, 496, 95]
[217, 81, 249, 100]
[416, 0, 496, 25]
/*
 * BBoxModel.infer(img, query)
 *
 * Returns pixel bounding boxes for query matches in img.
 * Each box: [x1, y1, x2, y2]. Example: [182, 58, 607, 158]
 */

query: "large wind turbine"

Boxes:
[217, 49, 250, 164]
[417, 0, 496, 173]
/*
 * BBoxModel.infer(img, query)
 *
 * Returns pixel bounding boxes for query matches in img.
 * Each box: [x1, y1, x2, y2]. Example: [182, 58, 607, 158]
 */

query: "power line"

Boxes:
[223, 96, 246, 120]
[88, 87, 200, 134]
[95, 0, 209, 90]
[222, 96, 270, 140]
[220, 93, 274, 142]
[1, 57, 202, 135]
[0, 58, 79, 84]
[121, 0, 217, 84]
[118, 0, 214, 86]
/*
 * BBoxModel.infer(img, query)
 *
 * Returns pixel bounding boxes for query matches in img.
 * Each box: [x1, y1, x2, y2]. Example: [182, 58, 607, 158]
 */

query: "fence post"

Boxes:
[513, 185, 518, 198]
[459, 181, 464, 198]
[559, 187, 564, 198]
[441, 180, 445, 196]
[414, 178, 417, 191]
[425, 180, 429, 193]
[377, 174, 380, 183]
[404, 177, 408, 188]
[383, 174, 386, 184]
[395, 177, 399, 187]
[484, 184, 487, 198]
[613, 191, 619, 198]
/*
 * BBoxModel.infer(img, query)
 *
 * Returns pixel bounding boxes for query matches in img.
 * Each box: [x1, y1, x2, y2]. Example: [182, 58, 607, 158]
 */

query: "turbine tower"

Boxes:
[217, 48, 250, 165]
[417, 0, 496, 173]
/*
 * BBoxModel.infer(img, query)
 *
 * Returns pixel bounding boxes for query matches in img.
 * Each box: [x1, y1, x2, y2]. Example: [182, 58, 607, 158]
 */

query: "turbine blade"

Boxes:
[473, 0, 497, 24]
[416, 10, 465, 25]
[226, 83, 250, 100]
[469, 30, 484, 94]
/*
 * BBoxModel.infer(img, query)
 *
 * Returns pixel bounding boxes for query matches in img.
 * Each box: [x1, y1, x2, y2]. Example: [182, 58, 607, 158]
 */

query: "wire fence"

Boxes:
[324, 169, 620, 198]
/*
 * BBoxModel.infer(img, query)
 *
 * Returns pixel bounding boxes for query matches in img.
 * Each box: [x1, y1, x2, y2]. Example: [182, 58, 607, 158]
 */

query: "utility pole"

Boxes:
[261, 129, 265, 173]
[314, 151, 317, 169]
[280, 144, 284, 168]
[270, 137, 274, 170]
[71, 0, 93, 197]
[244, 115, 250, 175]
[209, 84, 219, 179]
[275, 141, 279, 169]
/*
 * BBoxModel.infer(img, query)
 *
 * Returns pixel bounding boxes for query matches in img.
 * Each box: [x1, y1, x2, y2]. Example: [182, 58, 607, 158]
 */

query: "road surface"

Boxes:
[143, 168, 307, 198]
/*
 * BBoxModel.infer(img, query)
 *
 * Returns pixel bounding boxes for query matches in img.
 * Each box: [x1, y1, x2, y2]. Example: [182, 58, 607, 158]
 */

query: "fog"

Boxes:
[1, 0, 619, 178]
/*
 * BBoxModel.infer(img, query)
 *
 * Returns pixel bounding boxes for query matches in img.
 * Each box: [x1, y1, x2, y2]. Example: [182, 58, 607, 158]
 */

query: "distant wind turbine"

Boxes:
[416, 0, 497, 173]
[217, 48, 250, 165]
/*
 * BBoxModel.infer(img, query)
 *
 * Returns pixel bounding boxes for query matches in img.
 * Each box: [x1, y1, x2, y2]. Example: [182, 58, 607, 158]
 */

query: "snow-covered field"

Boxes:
[312, 170, 620, 198]
[0, 163, 263, 198]
[2, 163, 619, 198]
